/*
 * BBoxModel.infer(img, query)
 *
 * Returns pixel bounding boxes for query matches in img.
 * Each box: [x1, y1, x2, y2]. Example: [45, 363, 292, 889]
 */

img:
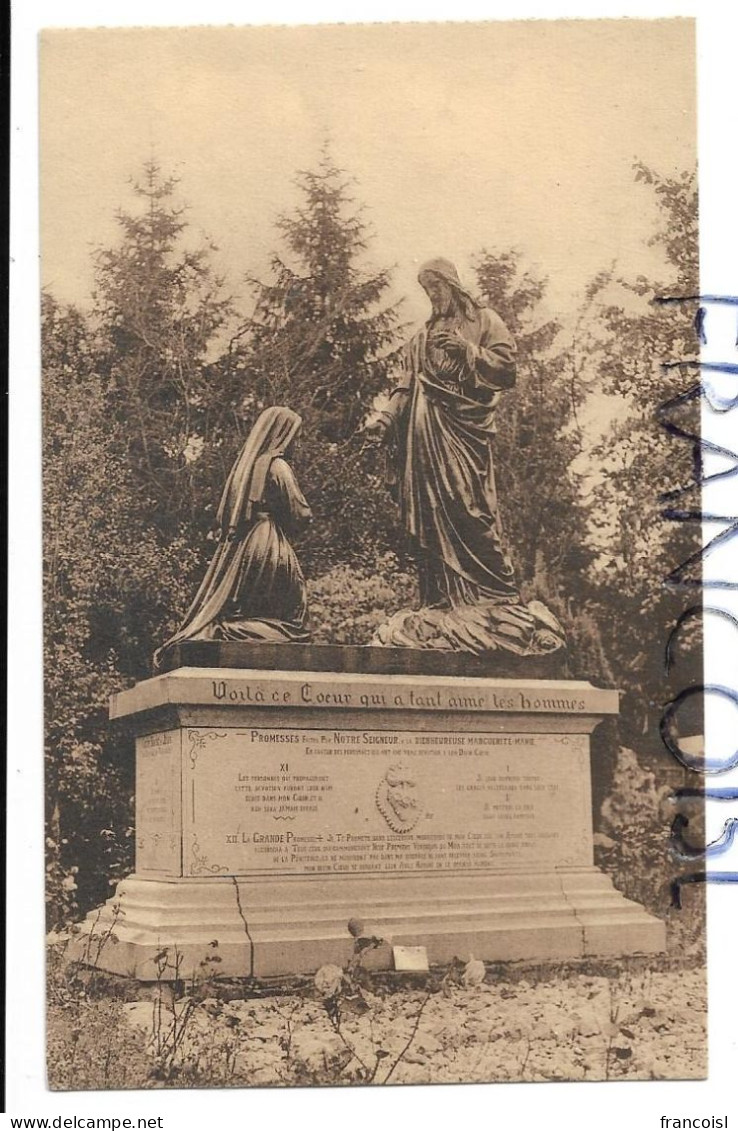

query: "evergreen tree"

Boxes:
[230, 151, 403, 572]
[92, 160, 235, 537]
[43, 162, 240, 921]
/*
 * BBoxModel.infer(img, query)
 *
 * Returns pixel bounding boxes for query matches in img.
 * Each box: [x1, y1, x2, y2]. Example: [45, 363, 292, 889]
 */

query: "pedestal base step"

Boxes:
[69, 868, 666, 980]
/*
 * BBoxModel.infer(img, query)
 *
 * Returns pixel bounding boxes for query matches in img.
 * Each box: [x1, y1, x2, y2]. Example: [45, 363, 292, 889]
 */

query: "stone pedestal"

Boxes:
[74, 658, 666, 979]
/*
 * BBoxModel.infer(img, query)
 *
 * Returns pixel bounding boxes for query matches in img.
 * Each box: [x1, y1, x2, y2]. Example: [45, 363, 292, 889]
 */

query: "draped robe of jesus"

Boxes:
[368, 258, 565, 655]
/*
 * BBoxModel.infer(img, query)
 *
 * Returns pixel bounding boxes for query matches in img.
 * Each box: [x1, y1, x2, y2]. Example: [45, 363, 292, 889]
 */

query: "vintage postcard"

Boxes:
[7, 3, 738, 1126]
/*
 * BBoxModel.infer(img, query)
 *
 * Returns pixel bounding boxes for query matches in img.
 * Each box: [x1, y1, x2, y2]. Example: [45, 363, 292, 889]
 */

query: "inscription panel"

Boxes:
[113, 671, 619, 720]
[182, 728, 591, 877]
[136, 730, 181, 876]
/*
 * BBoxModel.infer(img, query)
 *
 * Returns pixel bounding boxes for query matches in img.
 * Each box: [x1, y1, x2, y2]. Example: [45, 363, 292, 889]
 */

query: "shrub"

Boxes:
[595, 747, 705, 958]
[308, 552, 417, 644]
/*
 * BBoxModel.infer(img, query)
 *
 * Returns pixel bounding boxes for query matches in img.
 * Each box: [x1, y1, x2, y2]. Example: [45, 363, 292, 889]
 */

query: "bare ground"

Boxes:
[93, 964, 708, 1088]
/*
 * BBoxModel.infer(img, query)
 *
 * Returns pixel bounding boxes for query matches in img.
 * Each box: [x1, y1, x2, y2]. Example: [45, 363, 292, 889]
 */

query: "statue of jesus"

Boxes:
[366, 257, 565, 656]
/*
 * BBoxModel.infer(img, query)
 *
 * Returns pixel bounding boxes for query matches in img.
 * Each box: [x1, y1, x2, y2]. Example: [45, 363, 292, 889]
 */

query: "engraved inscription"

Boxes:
[182, 728, 591, 877]
[135, 729, 181, 876]
[207, 677, 592, 713]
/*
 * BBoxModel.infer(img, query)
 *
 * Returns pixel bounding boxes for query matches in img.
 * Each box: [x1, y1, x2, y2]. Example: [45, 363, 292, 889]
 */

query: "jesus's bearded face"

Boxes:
[419, 271, 455, 317]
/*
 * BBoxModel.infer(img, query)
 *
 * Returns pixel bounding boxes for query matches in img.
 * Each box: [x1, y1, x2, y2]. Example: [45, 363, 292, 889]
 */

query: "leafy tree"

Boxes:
[43, 290, 200, 922]
[587, 165, 700, 743]
[473, 250, 609, 681]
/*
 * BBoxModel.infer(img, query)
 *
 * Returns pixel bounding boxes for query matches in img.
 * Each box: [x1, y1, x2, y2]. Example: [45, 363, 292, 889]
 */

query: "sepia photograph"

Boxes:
[38, 15, 708, 1092]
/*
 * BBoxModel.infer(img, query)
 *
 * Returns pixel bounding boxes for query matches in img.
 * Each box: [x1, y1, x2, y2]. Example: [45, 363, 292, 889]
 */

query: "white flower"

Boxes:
[360, 390, 393, 433]
[46, 929, 70, 945]
[314, 964, 344, 998]
[183, 435, 205, 464]
[347, 918, 365, 938]
[462, 956, 486, 988]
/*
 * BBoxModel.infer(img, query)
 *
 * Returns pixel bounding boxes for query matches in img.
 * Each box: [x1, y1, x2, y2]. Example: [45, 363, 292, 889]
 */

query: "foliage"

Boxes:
[473, 250, 608, 681]
[475, 249, 592, 588]
[42, 156, 408, 921]
[42, 154, 700, 933]
[47, 994, 152, 1092]
[587, 165, 701, 733]
[227, 149, 404, 572]
[595, 747, 705, 960]
[46, 937, 151, 1090]
[47, 922, 493, 1089]
[46, 925, 706, 1089]
[308, 552, 417, 644]
[92, 161, 237, 541]
[304, 936, 432, 1086]
[42, 289, 200, 922]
